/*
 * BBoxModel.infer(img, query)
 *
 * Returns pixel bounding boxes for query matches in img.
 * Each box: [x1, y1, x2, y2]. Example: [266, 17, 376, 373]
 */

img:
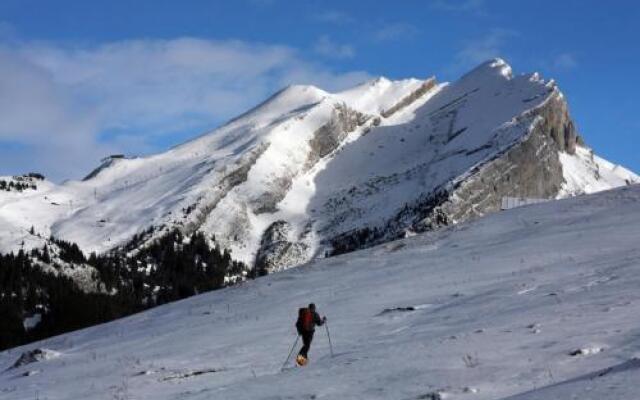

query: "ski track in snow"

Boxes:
[1, 185, 640, 399]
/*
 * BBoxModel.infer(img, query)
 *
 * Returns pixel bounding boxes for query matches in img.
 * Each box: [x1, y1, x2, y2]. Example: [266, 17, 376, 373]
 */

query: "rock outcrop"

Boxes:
[305, 103, 370, 169]
[254, 220, 308, 274]
[324, 84, 592, 254]
[420, 90, 579, 228]
[381, 77, 437, 118]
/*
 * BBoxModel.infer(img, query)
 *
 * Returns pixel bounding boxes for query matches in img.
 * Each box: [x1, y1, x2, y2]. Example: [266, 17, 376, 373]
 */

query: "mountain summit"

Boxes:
[1, 59, 637, 272]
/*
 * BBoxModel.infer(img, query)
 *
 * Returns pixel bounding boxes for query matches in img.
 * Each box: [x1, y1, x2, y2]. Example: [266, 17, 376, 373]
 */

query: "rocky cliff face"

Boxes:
[380, 78, 437, 118]
[314, 63, 634, 260]
[254, 220, 309, 274]
[419, 89, 580, 230]
[306, 104, 370, 168]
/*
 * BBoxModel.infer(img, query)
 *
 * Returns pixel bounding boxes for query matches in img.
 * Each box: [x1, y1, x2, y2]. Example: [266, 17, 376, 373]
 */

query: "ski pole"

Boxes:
[325, 320, 334, 358]
[281, 334, 299, 371]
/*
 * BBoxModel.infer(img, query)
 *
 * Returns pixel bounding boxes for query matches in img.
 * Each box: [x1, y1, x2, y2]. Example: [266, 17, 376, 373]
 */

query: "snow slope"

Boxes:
[559, 146, 638, 196]
[0, 59, 636, 271]
[2, 184, 640, 399]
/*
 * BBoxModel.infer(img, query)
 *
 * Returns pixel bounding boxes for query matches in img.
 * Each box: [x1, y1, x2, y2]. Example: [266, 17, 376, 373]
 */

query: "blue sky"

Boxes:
[0, 0, 638, 181]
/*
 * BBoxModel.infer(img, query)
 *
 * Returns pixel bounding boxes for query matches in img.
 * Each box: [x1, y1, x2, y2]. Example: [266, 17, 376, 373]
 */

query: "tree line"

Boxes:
[0, 229, 249, 350]
[0, 180, 36, 192]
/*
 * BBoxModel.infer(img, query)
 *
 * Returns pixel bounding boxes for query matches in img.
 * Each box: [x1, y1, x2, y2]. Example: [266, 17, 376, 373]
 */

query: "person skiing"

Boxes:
[295, 303, 326, 366]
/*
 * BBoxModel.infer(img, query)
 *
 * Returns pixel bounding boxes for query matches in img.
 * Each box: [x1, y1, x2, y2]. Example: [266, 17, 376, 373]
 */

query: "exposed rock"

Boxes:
[423, 90, 575, 227]
[254, 221, 308, 274]
[181, 142, 270, 235]
[326, 88, 580, 254]
[533, 90, 578, 154]
[9, 349, 60, 369]
[222, 144, 270, 187]
[381, 77, 437, 118]
[251, 174, 295, 214]
[305, 103, 369, 169]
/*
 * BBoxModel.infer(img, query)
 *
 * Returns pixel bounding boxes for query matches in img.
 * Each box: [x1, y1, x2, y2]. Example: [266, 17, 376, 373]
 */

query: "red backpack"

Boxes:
[297, 307, 314, 332]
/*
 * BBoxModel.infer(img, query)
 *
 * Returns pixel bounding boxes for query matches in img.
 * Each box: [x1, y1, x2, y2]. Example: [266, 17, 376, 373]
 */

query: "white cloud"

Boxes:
[0, 45, 110, 180]
[313, 35, 355, 59]
[373, 23, 420, 42]
[0, 38, 370, 181]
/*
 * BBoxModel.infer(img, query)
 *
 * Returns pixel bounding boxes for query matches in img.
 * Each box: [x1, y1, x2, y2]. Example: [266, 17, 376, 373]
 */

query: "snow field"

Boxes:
[2, 185, 640, 399]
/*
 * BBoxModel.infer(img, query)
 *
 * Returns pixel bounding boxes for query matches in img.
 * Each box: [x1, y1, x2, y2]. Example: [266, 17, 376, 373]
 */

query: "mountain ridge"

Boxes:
[0, 59, 637, 272]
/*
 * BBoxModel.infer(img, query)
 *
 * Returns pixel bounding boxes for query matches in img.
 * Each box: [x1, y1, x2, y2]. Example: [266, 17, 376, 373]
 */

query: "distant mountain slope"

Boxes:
[0, 59, 637, 272]
[2, 184, 639, 400]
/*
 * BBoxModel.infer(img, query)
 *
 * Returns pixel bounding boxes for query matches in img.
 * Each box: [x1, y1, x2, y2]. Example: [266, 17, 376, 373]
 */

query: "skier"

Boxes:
[295, 303, 326, 366]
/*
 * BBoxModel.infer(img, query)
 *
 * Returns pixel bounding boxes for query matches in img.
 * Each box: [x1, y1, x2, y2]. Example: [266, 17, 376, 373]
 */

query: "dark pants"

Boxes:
[298, 331, 315, 358]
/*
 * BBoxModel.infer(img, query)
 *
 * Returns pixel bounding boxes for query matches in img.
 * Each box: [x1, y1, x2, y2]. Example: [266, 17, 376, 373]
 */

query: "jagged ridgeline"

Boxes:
[0, 230, 247, 350]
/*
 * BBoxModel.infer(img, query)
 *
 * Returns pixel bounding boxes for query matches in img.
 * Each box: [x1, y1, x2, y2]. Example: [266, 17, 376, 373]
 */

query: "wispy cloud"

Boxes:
[452, 28, 517, 72]
[534, 52, 578, 75]
[313, 35, 355, 59]
[0, 37, 370, 181]
[552, 52, 578, 70]
[313, 10, 354, 24]
[373, 23, 420, 42]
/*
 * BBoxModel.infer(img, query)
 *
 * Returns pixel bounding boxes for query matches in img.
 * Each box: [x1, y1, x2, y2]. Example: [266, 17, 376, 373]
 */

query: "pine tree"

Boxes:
[42, 245, 51, 264]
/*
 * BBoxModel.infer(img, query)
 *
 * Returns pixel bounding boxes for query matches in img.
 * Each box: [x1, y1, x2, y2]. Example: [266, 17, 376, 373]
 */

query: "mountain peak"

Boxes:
[278, 83, 328, 98]
[461, 58, 514, 82]
[261, 83, 329, 110]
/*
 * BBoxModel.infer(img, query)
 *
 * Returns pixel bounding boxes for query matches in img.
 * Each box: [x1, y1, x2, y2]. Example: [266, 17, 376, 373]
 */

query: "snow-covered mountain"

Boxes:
[1, 59, 636, 272]
[2, 184, 640, 400]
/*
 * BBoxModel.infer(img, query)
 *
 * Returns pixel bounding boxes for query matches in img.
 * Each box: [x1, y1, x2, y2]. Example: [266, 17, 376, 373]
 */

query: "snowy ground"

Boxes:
[2, 185, 640, 399]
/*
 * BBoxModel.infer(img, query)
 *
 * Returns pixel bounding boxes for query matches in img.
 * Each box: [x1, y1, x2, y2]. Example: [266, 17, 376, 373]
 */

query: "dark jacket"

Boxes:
[296, 309, 324, 334]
